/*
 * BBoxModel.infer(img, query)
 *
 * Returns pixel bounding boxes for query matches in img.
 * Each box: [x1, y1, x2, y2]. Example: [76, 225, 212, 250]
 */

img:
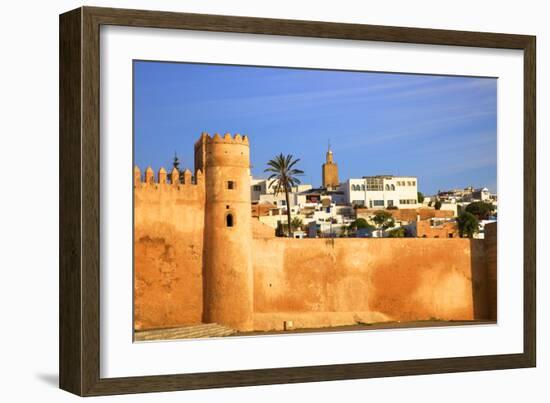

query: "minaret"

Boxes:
[322, 141, 339, 189]
[201, 133, 254, 331]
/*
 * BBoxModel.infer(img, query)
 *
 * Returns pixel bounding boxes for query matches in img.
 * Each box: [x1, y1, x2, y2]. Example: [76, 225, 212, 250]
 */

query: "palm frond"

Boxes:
[263, 153, 304, 199]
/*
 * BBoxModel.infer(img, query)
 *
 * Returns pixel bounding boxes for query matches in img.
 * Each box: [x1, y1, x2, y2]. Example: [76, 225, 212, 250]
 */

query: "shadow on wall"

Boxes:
[483, 222, 498, 321]
[470, 237, 489, 320]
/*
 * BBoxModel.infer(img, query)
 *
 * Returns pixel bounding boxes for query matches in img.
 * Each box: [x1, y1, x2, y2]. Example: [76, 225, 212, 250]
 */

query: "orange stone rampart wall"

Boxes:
[134, 177, 205, 330]
[134, 184, 496, 331]
[252, 237, 489, 331]
[133, 134, 496, 332]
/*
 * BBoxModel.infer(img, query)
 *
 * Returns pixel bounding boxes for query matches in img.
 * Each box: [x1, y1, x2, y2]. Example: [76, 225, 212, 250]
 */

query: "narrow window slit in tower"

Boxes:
[227, 181, 235, 189]
[226, 213, 234, 227]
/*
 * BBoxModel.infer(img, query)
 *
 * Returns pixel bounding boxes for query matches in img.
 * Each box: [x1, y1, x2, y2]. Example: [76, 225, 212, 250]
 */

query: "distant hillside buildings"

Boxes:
[250, 145, 496, 239]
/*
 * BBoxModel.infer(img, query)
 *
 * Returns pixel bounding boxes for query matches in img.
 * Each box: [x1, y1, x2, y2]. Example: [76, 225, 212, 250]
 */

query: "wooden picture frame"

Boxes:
[59, 6, 536, 396]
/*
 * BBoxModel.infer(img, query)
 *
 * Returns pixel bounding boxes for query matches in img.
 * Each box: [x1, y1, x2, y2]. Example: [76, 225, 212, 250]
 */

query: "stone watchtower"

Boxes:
[197, 133, 254, 331]
[322, 143, 339, 189]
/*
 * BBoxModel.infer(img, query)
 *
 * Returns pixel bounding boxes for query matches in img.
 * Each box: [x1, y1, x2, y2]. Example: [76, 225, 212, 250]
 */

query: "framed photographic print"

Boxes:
[59, 6, 536, 396]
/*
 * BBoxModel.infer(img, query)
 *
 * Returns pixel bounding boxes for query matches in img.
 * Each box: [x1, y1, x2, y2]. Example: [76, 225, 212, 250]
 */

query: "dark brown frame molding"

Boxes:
[59, 6, 536, 396]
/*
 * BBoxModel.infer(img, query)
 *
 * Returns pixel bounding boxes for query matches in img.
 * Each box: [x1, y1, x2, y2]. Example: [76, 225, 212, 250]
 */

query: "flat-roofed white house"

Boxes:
[251, 177, 313, 208]
[341, 175, 419, 209]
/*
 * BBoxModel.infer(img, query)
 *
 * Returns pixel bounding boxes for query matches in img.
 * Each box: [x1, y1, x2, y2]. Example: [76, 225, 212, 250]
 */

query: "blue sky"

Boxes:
[134, 61, 497, 195]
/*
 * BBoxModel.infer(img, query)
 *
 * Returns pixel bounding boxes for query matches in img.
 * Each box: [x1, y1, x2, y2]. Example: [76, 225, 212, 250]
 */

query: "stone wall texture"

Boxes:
[252, 237, 488, 331]
[134, 186, 494, 331]
[134, 180, 205, 330]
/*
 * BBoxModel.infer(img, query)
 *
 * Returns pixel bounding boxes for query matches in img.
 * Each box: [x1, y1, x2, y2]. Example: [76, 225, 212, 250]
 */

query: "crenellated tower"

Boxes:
[199, 132, 254, 331]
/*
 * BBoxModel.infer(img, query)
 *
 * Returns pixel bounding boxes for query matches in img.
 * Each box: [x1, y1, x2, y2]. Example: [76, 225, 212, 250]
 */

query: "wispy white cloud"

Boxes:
[335, 108, 496, 151]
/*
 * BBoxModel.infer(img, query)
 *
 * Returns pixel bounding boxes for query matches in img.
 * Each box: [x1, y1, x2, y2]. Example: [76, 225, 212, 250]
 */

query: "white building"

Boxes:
[251, 177, 312, 208]
[341, 175, 419, 209]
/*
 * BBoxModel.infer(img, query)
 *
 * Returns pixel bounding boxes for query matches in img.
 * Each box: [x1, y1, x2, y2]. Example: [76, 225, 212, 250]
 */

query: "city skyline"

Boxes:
[134, 61, 497, 195]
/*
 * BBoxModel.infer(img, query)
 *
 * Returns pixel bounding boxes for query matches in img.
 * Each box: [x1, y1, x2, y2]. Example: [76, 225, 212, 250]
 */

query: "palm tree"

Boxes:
[264, 153, 304, 237]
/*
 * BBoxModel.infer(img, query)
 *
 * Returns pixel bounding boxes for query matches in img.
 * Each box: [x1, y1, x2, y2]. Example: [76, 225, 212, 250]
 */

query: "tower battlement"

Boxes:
[208, 132, 249, 145]
[194, 132, 249, 147]
[194, 132, 251, 172]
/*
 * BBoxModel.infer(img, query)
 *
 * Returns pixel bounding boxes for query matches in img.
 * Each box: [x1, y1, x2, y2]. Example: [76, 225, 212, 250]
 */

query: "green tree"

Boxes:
[290, 216, 303, 231]
[457, 212, 479, 238]
[417, 191, 425, 203]
[465, 201, 495, 220]
[264, 153, 304, 237]
[371, 210, 395, 230]
[434, 200, 442, 210]
[387, 227, 406, 238]
[349, 218, 374, 231]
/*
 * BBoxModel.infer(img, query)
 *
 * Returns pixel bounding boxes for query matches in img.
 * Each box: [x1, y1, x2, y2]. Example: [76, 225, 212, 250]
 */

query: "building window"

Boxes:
[412, 181, 416, 186]
[253, 185, 261, 191]
[226, 213, 234, 227]
[227, 181, 235, 189]
[366, 177, 383, 191]
[390, 184, 395, 191]
[385, 184, 390, 190]
[373, 200, 384, 206]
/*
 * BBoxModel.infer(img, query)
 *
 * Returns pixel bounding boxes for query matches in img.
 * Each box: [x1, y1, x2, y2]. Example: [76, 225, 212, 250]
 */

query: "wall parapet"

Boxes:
[134, 165, 204, 187]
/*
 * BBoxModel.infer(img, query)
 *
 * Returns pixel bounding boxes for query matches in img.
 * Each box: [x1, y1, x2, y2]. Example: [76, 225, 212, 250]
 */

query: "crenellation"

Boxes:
[170, 167, 179, 184]
[134, 166, 141, 186]
[158, 167, 167, 184]
[201, 131, 250, 145]
[133, 165, 205, 196]
[145, 166, 154, 184]
[182, 169, 192, 184]
[195, 169, 203, 184]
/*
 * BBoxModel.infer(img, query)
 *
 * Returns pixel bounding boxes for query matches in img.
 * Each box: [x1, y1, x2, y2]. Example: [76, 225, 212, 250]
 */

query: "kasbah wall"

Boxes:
[134, 133, 497, 332]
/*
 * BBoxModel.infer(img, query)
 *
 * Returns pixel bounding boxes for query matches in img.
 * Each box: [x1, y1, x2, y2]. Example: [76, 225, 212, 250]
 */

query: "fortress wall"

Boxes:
[252, 237, 489, 331]
[134, 170, 205, 330]
[485, 222, 497, 321]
